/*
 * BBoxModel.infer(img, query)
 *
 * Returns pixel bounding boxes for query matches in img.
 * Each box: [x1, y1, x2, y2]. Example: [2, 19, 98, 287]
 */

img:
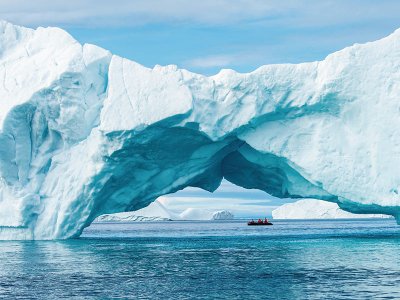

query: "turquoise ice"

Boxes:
[0, 20, 399, 239]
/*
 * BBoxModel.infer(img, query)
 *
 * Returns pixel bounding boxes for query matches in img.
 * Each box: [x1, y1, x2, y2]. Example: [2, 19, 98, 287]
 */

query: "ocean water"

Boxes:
[1, 219, 400, 299]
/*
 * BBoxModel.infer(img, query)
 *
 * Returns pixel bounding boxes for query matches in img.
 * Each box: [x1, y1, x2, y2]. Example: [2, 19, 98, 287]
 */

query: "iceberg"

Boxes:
[95, 199, 234, 222]
[0, 20, 399, 239]
[179, 208, 234, 220]
[211, 210, 235, 220]
[272, 199, 390, 220]
[94, 199, 177, 222]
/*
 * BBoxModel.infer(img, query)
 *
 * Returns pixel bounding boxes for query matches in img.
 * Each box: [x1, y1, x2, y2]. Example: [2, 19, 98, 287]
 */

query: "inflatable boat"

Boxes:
[247, 221, 273, 226]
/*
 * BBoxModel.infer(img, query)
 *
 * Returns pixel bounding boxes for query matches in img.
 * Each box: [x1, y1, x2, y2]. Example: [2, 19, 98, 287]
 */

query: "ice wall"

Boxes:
[0, 20, 399, 239]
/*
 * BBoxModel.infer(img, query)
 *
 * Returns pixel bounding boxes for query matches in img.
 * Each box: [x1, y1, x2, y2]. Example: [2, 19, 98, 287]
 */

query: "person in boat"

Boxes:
[258, 218, 263, 224]
[264, 218, 269, 224]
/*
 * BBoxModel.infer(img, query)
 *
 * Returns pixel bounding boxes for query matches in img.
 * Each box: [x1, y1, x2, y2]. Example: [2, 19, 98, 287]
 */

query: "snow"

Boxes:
[0, 20, 399, 239]
[272, 200, 390, 220]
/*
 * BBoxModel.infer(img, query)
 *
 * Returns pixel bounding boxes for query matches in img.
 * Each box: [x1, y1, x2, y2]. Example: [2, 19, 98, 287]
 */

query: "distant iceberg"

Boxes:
[95, 200, 234, 222]
[211, 210, 235, 220]
[272, 199, 391, 220]
[94, 200, 178, 222]
[179, 208, 234, 220]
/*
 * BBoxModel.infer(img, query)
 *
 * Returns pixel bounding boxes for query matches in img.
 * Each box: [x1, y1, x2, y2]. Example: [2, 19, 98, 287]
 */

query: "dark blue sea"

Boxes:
[1, 219, 400, 299]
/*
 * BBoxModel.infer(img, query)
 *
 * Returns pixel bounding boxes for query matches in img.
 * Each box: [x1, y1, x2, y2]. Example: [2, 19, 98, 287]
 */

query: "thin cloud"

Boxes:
[0, 0, 398, 29]
[185, 54, 236, 69]
[159, 195, 278, 217]
[184, 51, 267, 70]
[0, 0, 281, 27]
[158, 179, 295, 217]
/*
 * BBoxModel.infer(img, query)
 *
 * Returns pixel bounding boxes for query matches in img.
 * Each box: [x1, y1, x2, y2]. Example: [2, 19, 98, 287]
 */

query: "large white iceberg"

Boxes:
[0, 20, 399, 239]
[272, 199, 390, 220]
[94, 199, 177, 222]
[94, 200, 234, 222]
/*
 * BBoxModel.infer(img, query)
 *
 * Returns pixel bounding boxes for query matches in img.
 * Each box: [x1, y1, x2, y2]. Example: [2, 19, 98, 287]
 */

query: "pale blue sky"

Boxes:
[1, 1, 399, 216]
[1, 1, 399, 75]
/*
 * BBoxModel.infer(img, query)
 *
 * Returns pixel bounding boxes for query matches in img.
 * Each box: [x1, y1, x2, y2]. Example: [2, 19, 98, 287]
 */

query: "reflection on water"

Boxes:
[0, 219, 399, 299]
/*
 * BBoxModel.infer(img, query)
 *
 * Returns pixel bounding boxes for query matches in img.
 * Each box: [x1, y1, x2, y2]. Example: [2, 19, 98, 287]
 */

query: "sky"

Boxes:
[1, 1, 399, 74]
[160, 180, 295, 218]
[1, 1, 399, 217]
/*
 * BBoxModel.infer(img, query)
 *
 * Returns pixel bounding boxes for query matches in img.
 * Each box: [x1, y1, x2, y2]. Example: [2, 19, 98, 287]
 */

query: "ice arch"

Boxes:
[0, 21, 399, 239]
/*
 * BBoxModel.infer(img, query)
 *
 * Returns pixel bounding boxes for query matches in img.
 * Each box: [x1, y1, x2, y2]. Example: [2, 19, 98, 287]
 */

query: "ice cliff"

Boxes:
[272, 199, 390, 220]
[0, 20, 399, 239]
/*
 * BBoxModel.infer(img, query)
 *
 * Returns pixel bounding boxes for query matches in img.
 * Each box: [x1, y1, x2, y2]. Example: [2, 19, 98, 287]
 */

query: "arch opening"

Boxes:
[74, 124, 344, 239]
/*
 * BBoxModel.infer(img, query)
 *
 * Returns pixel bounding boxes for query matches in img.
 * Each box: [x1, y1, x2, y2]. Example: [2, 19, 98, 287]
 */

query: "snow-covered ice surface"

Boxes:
[272, 199, 390, 220]
[95, 200, 234, 222]
[94, 199, 177, 222]
[0, 20, 399, 239]
[179, 208, 234, 221]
